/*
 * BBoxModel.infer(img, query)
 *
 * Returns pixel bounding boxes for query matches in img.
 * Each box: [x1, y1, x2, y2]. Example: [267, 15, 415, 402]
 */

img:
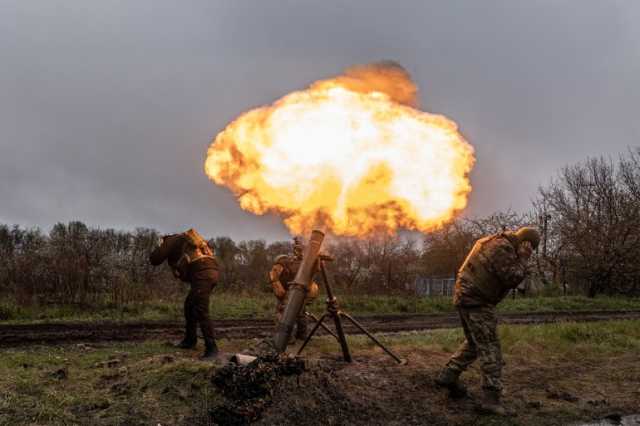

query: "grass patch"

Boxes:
[0, 341, 217, 425]
[305, 319, 640, 361]
[1, 294, 639, 324]
[287, 319, 640, 363]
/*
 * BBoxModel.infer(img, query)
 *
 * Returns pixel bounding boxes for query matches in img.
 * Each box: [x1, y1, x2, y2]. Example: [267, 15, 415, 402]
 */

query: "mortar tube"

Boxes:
[272, 230, 324, 352]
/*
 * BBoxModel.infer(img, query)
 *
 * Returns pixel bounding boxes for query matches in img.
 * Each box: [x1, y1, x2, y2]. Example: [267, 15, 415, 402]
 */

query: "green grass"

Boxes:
[0, 341, 218, 425]
[315, 319, 640, 357]
[497, 295, 640, 313]
[1, 294, 639, 324]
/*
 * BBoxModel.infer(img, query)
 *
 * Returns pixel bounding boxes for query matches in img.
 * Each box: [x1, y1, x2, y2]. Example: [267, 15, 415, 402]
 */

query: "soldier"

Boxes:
[149, 229, 220, 359]
[268, 237, 319, 342]
[435, 226, 540, 415]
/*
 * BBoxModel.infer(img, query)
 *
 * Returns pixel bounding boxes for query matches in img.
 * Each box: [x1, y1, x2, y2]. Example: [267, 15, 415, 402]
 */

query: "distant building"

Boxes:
[413, 275, 455, 297]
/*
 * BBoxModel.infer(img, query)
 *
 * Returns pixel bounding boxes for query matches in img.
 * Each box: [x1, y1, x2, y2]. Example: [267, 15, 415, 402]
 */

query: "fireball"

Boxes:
[205, 61, 475, 237]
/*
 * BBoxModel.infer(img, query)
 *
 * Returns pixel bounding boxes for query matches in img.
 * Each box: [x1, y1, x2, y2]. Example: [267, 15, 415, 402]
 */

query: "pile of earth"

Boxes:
[209, 353, 306, 425]
[206, 346, 640, 425]
[208, 352, 454, 426]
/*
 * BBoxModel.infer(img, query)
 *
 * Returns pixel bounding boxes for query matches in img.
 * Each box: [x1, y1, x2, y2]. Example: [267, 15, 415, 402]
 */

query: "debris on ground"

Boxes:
[75, 343, 95, 352]
[209, 352, 305, 425]
[94, 352, 129, 369]
[49, 367, 68, 380]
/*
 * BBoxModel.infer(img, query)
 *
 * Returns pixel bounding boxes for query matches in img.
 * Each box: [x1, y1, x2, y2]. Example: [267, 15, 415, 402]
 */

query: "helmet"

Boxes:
[275, 254, 289, 264]
[514, 226, 540, 250]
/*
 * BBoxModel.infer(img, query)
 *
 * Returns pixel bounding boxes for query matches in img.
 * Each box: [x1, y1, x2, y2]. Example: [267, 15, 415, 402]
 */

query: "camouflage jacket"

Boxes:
[453, 232, 528, 307]
[149, 233, 219, 284]
[269, 255, 302, 299]
[268, 255, 319, 302]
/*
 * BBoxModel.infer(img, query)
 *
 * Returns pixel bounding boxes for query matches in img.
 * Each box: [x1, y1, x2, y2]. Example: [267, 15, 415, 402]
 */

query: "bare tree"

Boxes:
[421, 211, 530, 280]
[536, 156, 640, 297]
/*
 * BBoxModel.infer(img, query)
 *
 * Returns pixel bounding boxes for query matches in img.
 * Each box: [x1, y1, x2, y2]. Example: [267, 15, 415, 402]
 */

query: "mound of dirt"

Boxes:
[208, 352, 454, 426]
[209, 353, 306, 425]
[206, 342, 640, 425]
[253, 359, 390, 426]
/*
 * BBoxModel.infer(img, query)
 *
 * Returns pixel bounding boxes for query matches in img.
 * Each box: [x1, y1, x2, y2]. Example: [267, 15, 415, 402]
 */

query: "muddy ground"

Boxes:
[240, 347, 640, 426]
[2, 310, 640, 347]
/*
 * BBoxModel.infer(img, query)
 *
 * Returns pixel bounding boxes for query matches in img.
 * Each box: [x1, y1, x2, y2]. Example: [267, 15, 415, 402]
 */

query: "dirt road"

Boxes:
[2, 310, 639, 347]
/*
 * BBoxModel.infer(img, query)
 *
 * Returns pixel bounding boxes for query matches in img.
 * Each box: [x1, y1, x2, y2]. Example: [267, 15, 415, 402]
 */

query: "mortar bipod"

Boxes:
[296, 257, 405, 364]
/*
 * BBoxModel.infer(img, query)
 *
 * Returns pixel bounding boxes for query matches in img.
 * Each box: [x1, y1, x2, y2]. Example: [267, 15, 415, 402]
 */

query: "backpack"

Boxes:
[172, 229, 215, 280]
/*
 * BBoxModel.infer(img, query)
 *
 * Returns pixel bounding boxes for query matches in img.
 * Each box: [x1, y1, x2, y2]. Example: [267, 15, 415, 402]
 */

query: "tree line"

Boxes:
[2, 149, 640, 307]
[423, 149, 640, 298]
[0, 223, 427, 305]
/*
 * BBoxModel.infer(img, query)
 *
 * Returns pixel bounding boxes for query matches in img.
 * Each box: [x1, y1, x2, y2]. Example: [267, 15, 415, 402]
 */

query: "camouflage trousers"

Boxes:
[275, 297, 308, 340]
[183, 279, 215, 346]
[446, 305, 504, 392]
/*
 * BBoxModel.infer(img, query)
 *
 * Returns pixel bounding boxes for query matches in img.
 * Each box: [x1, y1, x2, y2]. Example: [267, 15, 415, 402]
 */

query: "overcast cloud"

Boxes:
[1, 1, 638, 241]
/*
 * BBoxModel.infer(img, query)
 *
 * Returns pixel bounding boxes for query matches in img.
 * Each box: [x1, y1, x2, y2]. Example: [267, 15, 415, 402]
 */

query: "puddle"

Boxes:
[575, 414, 640, 426]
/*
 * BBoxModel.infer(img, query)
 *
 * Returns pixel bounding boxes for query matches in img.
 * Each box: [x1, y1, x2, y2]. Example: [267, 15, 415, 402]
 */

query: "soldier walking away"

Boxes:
[268, 237, 319, 343]
[435, 226, 540, 416]
[149, 229, 220, 359]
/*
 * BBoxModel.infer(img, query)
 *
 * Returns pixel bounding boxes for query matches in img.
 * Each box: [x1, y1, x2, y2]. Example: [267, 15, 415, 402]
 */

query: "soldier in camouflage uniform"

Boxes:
[268, 237, 319, 342]
[435, 226, 540, 415]
[149, 229, 220, 359]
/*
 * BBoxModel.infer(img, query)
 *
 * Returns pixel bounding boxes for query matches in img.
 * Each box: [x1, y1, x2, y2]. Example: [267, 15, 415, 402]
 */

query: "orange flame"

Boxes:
[205, 62, 475, 237]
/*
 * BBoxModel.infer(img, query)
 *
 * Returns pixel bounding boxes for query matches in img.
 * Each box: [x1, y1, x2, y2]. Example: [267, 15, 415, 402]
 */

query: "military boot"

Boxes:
[477, 388, 514, 416]
[435, 368, 468, 398]
[200, 340, 219, 360]
[174, 340, 196, 349]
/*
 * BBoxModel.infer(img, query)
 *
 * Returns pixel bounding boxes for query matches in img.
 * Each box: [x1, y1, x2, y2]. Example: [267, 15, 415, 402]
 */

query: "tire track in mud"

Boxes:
[1, 310, 639, 347]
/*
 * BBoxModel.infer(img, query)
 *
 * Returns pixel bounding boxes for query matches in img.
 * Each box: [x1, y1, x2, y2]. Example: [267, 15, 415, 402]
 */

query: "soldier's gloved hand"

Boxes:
[272, 281, 286, 299]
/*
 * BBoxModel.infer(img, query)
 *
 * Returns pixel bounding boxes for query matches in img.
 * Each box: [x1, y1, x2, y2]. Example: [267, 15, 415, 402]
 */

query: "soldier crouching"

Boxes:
[149, 229, 220, 359]
[435, 226, 540, 416]
[269, 237, 319, 342]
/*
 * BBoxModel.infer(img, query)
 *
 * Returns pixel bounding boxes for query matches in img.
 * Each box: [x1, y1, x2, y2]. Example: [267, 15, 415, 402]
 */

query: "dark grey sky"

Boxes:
[1, 1, 638, 241]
